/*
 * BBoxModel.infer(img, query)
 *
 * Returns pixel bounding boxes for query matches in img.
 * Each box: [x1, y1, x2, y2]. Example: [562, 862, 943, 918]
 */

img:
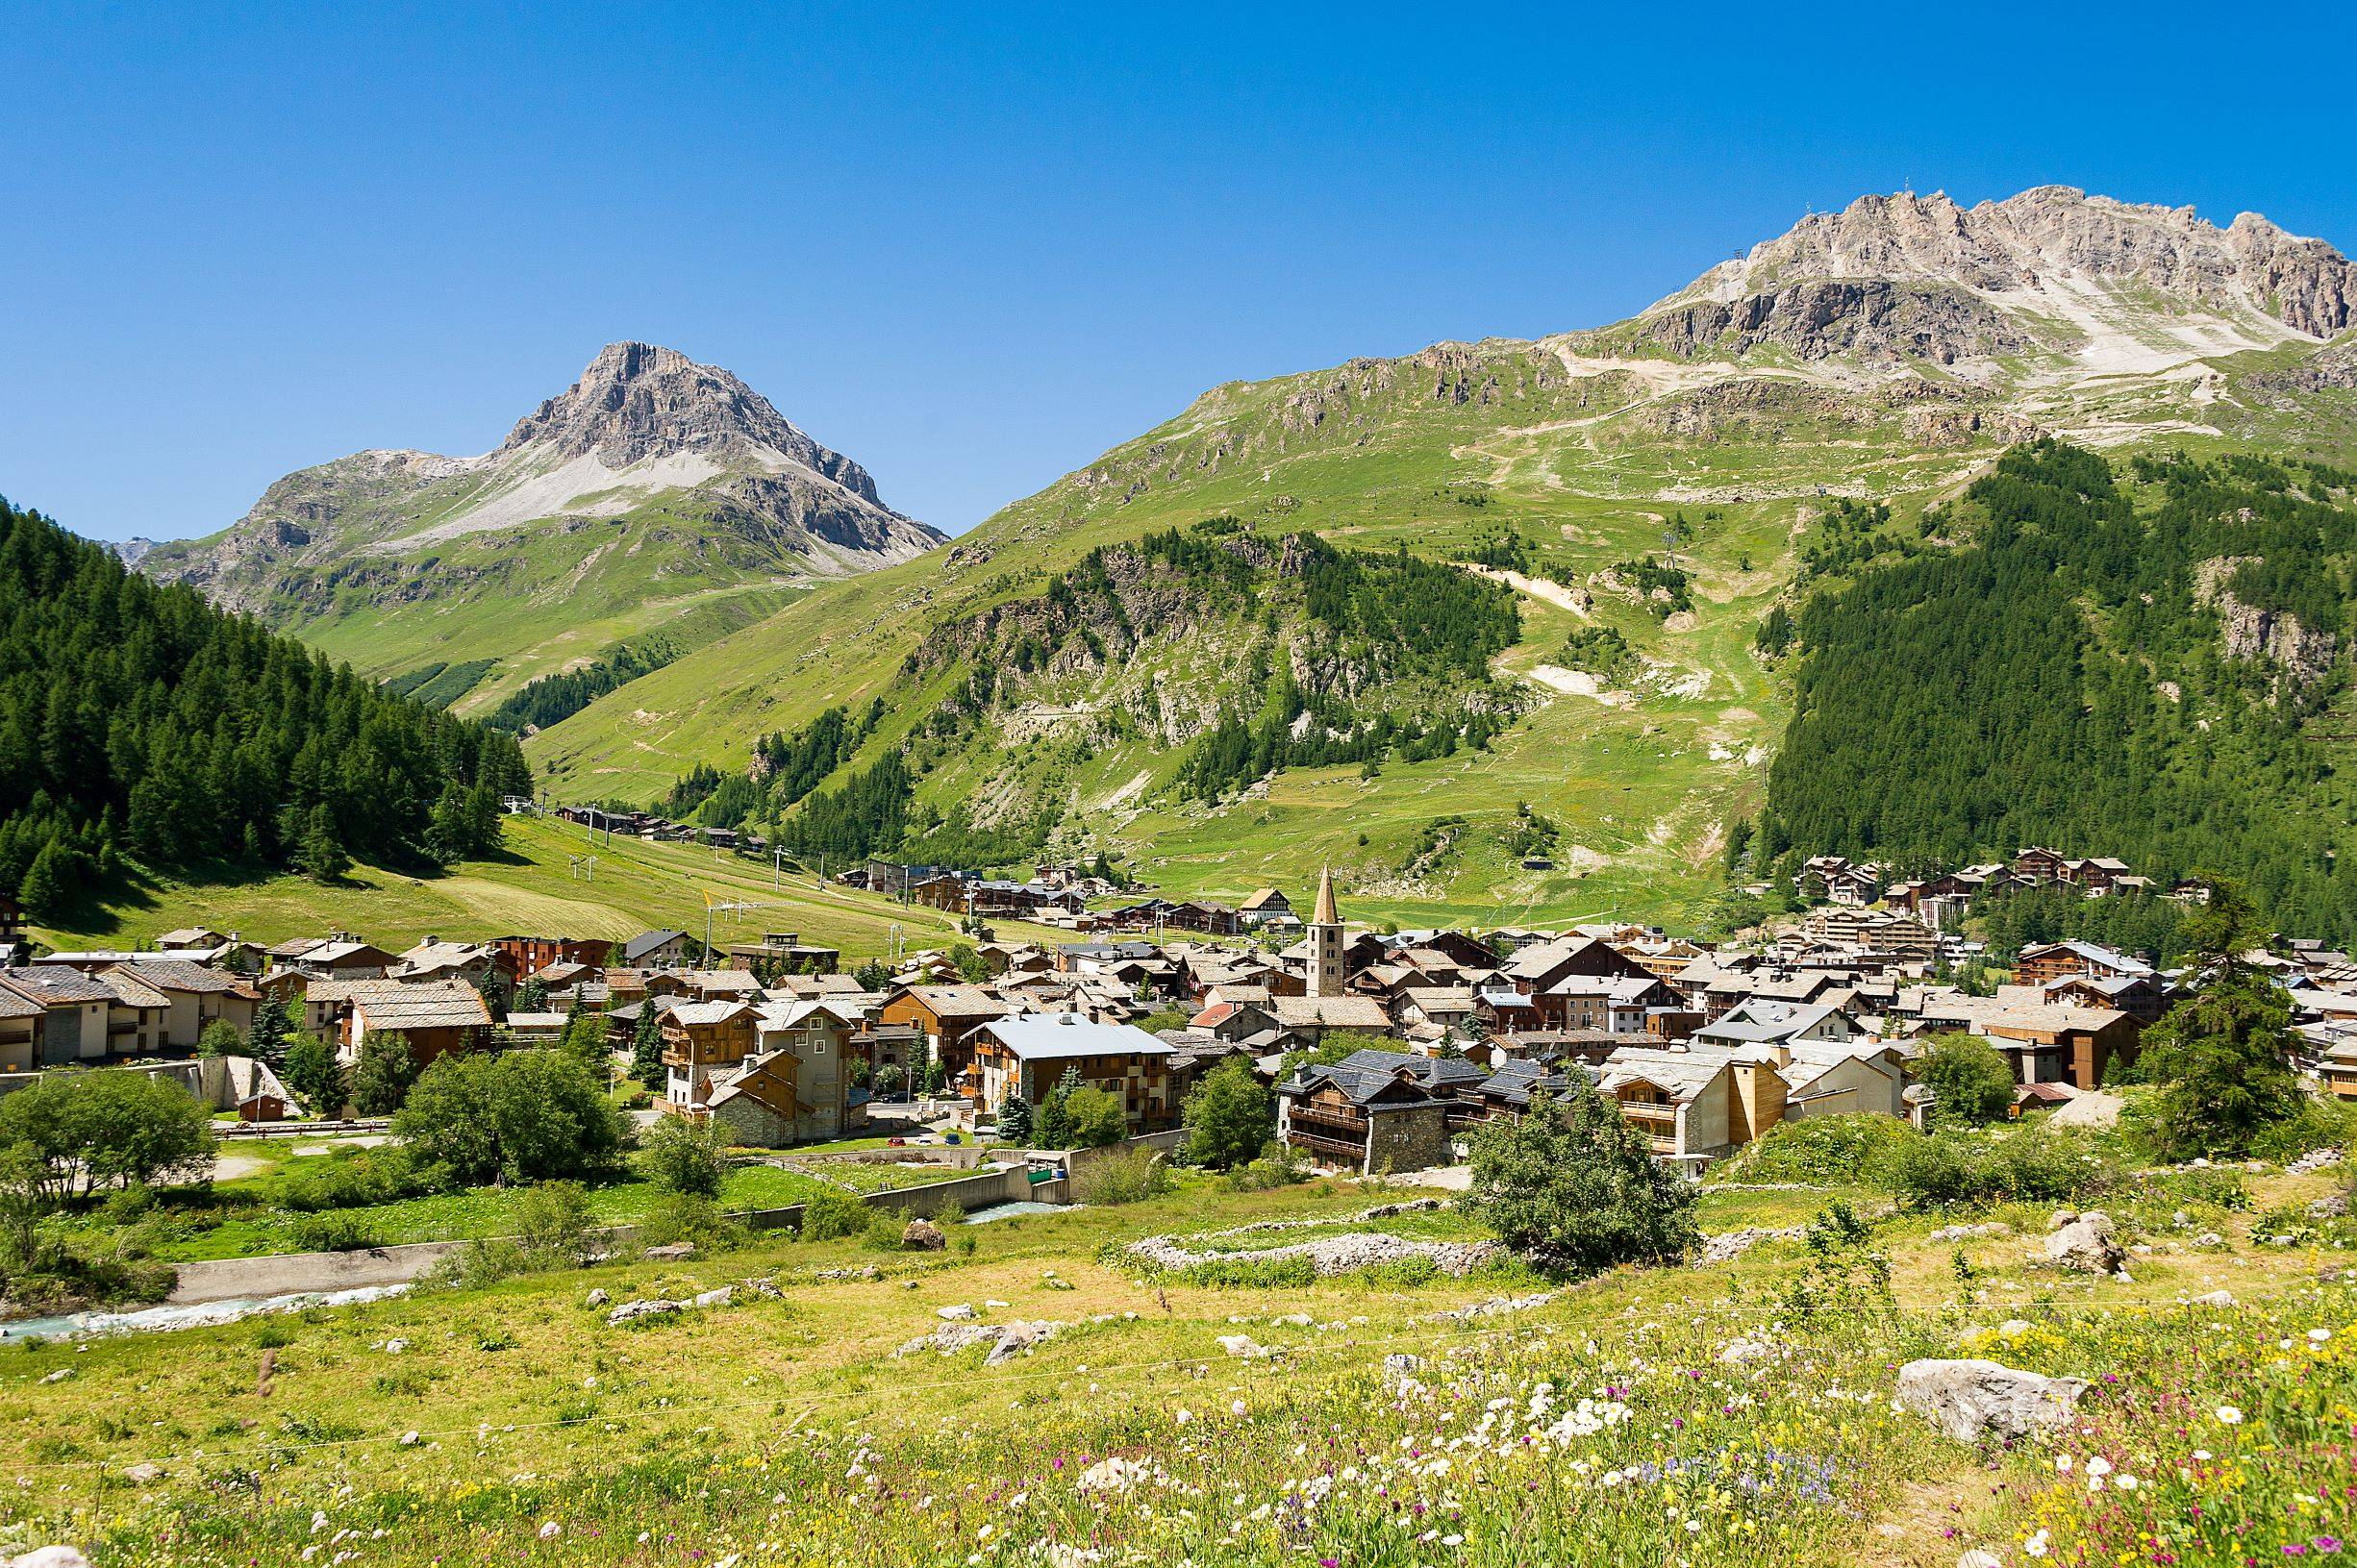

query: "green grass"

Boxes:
[31, 814, 1072, 958]
[5, 1156, 2348, 1566]
[80, 1142, 976, 1262]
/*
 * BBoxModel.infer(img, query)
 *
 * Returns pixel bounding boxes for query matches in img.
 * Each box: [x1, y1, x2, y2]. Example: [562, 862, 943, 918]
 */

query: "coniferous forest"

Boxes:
[0, 496, 534, 916]
[1758, 440, 2357, 940]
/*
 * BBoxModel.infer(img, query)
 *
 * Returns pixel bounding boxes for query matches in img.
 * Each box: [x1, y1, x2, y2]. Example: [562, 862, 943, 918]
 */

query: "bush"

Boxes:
[513, 1181, 597, 1264]
[930, 1198, 966, 1230]
[392, 1049, 628, 1186]
[1465, 1081, 1698, 1272]
[288, 1210, 380, 1253]
[800, 1189, 870, 1241]
[1182, 1058, 1271, 1170]
[1066, 1086, 1129, 1149]
[636, 1191, 742, 1253]
[1073, 1149, 1173, 1206]
[1222, 1139, 1308, 1193]
[1914, 1034, 2017, 1127]
[1709, 1113, 1918, 1187]
[641, 1117, 726, 1199]
[2248, 1095, 2357, 1164]
[862, 1207, 912, 1251]
[1886, 1127, 2117, 1210]
[280, 1149, 434, 1211]
[1176, 1256, 1318, 1289]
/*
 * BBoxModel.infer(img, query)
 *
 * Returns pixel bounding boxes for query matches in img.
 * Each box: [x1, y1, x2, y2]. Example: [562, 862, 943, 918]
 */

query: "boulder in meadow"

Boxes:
[1896, 1357, 2088, 1443]
[2044, 1210, 2126, 1275]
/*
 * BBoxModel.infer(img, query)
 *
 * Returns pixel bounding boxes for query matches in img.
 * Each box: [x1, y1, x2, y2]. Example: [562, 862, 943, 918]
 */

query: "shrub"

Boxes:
[1709, 1113, 1918, 1187]
[1886, 1128, 2117, 1210]
[288, 1210, 380, 1252]
[280, 1149, 433, 1211]
[513, 1181, 597, 1264]
[1357, 1256, 1442, 1290]
[636, 1192, 741, 1253]
[1182, 1058, 1272, 1170]
[800, 1189, 870, 1241]
[1073, 1149, 1173, 1206]
[1176, 1255, 1318, 1289]
[1066, 1086, 1129, 1149]
[930, 1198, 966, 1230]
[392, 1049, 628, 1186]
[862, 1207, 912, 1251]
[1222, 1139, 1308, 1193]
[1914, 1034, 2016, 1127]
[2248, 1095, 2357, 1164]
[1465, 1081, 1698, 1271]
[641, 1117, 726, 1199]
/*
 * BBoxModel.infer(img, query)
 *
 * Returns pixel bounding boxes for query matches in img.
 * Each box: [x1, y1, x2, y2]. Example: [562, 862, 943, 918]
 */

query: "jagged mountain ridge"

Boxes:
[1612, 185, 2357, 371]
[138, 343, 943, 707]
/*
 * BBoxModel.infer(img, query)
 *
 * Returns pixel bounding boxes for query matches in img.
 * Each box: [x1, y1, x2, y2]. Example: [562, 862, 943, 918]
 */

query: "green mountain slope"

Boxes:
[1759, 439, 2357, 939]
[138, 343, 940, 713]
[513, 188, 2357, 925]
[0, 493, 532, 928]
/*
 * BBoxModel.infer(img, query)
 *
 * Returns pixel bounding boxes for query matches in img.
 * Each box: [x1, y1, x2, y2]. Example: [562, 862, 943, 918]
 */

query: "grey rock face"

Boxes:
[1639, 187, 2357, 367]
[1896, 1357, 2090, 1443]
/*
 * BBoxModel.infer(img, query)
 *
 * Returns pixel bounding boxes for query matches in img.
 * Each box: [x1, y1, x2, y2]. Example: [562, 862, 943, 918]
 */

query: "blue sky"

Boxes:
[6, 2, 2355, 543]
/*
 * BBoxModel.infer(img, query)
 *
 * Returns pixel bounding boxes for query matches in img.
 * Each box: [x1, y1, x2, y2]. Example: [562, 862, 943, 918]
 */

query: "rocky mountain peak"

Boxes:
[497, 341, 883, 504]
[1683, 186, 2357, 339]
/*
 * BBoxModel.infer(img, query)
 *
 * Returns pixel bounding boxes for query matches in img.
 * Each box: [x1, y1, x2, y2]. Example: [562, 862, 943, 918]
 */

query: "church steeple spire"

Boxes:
[1307, 865, 1343, 998]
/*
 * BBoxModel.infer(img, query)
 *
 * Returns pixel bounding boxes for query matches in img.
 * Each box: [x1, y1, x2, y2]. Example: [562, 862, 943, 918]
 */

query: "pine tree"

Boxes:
[1035, 1064, 1082, 1149]
[16, 836, 67, 915]
[630, 1005, 667, 1092]
[996, 1089, 1034, 1144]
[246, 997, 292, 1072]
[284, 1034, 345, 1116]
[295, 806, 350, 884]
[348, 1032, 419, 1115]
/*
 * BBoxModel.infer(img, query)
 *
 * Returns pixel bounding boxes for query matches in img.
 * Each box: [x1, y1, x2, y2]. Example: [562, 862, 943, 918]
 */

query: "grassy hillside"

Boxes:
[5, 1146, 2347, 1566]
[521, 337, 2024, 926]
[515, 326, 2357, 930]
[189, 493, 818, 717]
[30, 815, 1069, 959]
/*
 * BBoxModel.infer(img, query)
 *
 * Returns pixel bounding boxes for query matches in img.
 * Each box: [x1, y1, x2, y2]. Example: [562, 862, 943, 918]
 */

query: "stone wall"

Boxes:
[1364, 1104, 1451, 1174]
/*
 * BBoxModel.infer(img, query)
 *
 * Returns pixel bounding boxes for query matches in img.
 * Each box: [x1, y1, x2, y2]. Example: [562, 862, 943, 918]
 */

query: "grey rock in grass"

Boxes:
[1896, 1357, 2089, 1443]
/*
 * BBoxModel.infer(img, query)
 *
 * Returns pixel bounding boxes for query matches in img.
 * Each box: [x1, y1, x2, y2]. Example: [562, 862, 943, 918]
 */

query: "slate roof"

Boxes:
[0, 966, 122, 1006]
[345, 980, 493, 1032]
[620, 930, 690, 963]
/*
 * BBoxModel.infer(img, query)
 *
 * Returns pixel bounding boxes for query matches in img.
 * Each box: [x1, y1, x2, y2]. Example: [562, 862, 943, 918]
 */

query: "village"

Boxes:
[5, 834, 2354, 1192]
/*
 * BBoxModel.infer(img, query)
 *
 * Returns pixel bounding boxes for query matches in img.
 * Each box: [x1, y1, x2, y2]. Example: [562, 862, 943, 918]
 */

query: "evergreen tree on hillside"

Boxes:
[0, 494, 532, 909]
[1757, 442, 2357, 941]
[630, 1005, 667, 1093]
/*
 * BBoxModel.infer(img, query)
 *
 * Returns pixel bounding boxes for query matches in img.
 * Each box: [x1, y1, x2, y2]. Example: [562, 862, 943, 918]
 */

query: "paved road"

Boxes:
[166, 1240, 466, 1305]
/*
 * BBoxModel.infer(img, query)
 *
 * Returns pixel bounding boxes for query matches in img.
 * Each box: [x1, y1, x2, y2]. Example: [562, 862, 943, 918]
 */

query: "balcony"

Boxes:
[1285, 1126, 1367, 1161]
